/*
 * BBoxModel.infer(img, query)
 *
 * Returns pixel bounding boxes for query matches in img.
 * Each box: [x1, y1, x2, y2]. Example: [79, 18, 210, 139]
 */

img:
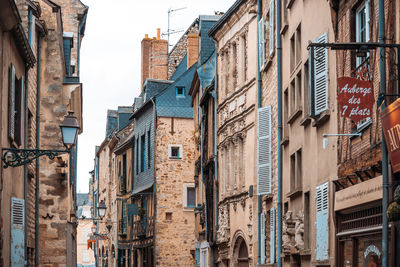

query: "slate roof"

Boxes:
[142, 79, 173, 101]
[198, 15, 221, 66]
[117, 106, 134, 131]
[76, 193, 90, 207]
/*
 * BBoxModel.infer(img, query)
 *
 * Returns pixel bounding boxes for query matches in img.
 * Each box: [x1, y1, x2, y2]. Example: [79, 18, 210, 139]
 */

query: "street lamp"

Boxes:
[91, 224, 97, 234]
[97, 200, 107, 219]
[60, 111, 80, 150]
[1, 111, 80, 168]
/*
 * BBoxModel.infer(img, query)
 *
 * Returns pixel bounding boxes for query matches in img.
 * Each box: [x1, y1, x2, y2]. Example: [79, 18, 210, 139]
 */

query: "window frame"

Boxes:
[176, 86, 185, 97]
[355, 0, 370, 66]
[183, 183, 196, 210]
[169, 144, 182, 159]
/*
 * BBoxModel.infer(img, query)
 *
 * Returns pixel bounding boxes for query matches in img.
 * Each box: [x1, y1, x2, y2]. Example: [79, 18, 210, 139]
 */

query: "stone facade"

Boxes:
[154, 116, 195, 266]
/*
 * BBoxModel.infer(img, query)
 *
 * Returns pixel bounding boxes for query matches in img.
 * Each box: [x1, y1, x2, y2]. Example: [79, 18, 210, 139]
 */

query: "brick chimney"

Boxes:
[141, 34, 151, 87]
[187, 34, 199, 69]
[149, 28, 168, 81]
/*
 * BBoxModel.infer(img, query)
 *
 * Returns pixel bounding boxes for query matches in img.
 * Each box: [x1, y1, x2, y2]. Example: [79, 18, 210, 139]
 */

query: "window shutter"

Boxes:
[195, 247, 200, 267]
[308, 51, 314, 117]
[313, 32, 328, 116]
[11, 197, 25, 266]
[260, 212, 266, 264]
[258, 18, 265, 69]
[17, 76, 24, 146]
[270, 208, 275, 264]
[269, 0, 275, 55]
[365, 0, 370, 42]
[9, 65, 16, 140]
[315, 182, 329, 260]
[257, 106, 272, 195]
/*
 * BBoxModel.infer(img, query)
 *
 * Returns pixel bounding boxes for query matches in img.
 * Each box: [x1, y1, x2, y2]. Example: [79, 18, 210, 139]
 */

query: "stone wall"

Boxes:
[154, 117, 195, 266]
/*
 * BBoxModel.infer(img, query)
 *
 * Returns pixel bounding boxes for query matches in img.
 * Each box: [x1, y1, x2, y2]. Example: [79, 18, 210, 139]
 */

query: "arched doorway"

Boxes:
[233, 236, 249, 267]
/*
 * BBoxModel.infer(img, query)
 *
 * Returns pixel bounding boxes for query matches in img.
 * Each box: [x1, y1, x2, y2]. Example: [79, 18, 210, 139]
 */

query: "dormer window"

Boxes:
[176, 86, 185, 97]
[63, 32, 74, 76]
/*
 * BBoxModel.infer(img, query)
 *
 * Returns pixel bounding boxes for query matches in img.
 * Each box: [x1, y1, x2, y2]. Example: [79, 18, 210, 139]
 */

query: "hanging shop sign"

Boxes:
[337, 77, 374, 124]
[89, 234, 107, 240]
[381, 98, 400, 173]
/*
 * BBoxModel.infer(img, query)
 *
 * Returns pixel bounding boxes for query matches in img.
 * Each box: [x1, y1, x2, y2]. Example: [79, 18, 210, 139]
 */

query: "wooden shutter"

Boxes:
[269, 0, 275, 55]
[313, 32, 328, 116]
[315, 182, 329, 260]
[257, 106, 272, 195]
[270, 208, 275, 264]
[16, 76, 24, 146]
[11, 197, 25, 266]
[260, 212, 266, 264]
[8, 65, 16, 140]
[258, 18, 265, 69]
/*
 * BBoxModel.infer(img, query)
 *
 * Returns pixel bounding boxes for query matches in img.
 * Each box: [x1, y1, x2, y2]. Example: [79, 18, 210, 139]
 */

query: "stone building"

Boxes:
[208, 1, 259, 266]
[329, 0, 399, 266]
[277, 0, 338, 266]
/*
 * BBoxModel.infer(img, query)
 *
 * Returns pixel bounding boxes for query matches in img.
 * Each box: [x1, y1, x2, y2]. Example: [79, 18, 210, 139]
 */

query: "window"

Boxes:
[63, 32, 74, 76]
[258, 18, 266, 69]
[187, 187, 195, 208]
[121, 154, 127, 192]
[315, 182, 329, 260]
[240, 34, 247, 83]
[183, 183, 195, 209]
[136, 138, 139, 175]
[283, 89, 289, 137]
[232, 42, 238, 89]
[147, 129, 151, 168]
[269, 0, 275, 55]
[176, 86, 185, 97]
[257, 106, 272, 195]
[356, 1, 370, 66]
[165, 212, 172, 221]
[8, 65, 24, 146]
[169, 145, 182, 159]
[304, 191, 310, 249]
[290, 24, 302, 72]
[140, 135, 145, 172]
[289, 148, 302, 193]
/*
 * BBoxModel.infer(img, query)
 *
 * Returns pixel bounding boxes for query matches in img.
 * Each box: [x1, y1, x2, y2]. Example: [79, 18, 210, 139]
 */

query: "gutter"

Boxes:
[35, 31, 42, 267]
[257, 0, 262, 265]
[276, 0, 283, 266]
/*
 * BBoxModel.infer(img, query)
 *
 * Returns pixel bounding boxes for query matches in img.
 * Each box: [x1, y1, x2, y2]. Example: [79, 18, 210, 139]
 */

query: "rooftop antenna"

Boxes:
[162, 7, 187, 50]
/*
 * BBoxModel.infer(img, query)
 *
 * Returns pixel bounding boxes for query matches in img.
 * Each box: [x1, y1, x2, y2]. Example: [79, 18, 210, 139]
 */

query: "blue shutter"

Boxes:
[11, 197, 25, 266]
[257, 106, 272, 195]
[258, 18, 265, 69]
[195, 246, 200, 267]
[313, 32, 328, 115]
[260, 212, 266, 264]
[270, 208, 275, 264]
[9, 65, 16, 140]
[315, 182, 329, 260]
[269, 0, 275, 55]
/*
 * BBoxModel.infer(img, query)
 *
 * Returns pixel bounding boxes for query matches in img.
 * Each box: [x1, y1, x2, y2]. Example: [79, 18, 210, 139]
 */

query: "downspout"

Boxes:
[151, 98, 156, 267]
[276, 0, 283, 266]
[378, 0, 388, 266]
[35, 32, 42, 267]
[24, 9, 33, 265]
[257, 0, 262, 265]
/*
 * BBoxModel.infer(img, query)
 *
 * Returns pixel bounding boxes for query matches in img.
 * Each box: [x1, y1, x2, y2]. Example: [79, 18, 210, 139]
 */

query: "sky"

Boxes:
[77, 0, 236, 193]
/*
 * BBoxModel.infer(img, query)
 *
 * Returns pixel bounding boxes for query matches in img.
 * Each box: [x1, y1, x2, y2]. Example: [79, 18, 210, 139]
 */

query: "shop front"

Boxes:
[335, 176, 393, 267]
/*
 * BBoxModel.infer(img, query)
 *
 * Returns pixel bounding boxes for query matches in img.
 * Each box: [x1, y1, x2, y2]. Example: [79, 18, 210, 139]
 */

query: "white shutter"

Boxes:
[269, 0, 275, 55]
[11, 197, 25, 266]
[9, 65, 16, 140]
[258, 18, 265, 69]
[270, 208, 275, 264]
[365, 0, 370, 42]
[257, 106, 272, 195]
[313, 32, 328, 116]
[260, 212, 266, 264]
[315, 182, 329, 261]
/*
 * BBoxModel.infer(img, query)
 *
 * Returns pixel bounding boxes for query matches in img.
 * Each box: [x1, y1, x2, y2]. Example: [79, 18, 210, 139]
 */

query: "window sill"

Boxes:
[300, 249, 311, 256]
[280, 24, 288, 35]
[286, 0, 295, 9]
[261, 54, 274, 73]
[286, 187, 302, 199]
[311, 260, 330, 266]
[169, 157, 182, 160]
[300, 116, 311, 127]
[281, 136, 289, 146]
[287, 108, 302, 124]
[312, 110, 330, 127]
[183, 207, 195, 212]
[262, 193, 274, 202]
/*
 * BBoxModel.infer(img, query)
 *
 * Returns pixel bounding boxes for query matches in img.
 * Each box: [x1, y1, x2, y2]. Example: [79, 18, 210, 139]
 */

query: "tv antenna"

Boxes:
[162, 7, 187, 49]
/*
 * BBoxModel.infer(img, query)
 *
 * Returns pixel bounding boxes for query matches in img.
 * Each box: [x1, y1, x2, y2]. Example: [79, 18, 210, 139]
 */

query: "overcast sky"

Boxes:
[77, 0, 236, 193]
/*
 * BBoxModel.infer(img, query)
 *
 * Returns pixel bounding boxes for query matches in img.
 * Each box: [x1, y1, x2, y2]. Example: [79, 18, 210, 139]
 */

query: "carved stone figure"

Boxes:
[217, 204, 230, 243]
[282, 211, 295, 254]
[295, 211, 305, 251]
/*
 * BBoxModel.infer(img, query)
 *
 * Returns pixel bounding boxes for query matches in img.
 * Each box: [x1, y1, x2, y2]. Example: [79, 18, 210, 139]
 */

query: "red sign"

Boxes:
[89, 234, 107, 240]
[337, 77, 374, 124]
[381, 98, 400, 173]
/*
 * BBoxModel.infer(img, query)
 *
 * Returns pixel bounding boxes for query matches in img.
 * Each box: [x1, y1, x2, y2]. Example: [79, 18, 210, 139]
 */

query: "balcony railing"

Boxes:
[132, 216, 154, 239]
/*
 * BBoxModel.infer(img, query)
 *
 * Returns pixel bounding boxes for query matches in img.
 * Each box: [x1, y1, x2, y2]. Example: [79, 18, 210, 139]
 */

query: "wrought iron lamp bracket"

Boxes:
[2, 148, 69, 168]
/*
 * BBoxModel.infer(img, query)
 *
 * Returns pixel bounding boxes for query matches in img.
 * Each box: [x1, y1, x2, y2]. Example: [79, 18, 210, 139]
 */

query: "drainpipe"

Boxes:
[151, 97, 156, 267]
[257, 0, 262, 265]
[276, 0, 283, 266]
[24, 9, 33, 265]
[378, 0, 388, 266]
[35, 33, 42, 267]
